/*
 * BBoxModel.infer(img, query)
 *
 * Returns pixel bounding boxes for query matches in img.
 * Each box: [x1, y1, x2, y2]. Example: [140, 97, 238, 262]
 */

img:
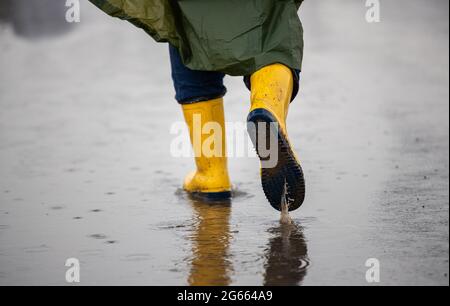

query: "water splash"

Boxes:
[280, 179, 293, 225]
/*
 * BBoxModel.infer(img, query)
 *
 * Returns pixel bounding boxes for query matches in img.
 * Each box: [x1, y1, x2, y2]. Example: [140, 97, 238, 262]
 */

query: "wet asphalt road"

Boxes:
[0, 0, 448, 285]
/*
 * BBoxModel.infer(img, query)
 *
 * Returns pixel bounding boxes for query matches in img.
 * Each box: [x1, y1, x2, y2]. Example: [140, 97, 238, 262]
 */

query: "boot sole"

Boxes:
[188, 191, 232, 202]
[247, 108, 305, 211]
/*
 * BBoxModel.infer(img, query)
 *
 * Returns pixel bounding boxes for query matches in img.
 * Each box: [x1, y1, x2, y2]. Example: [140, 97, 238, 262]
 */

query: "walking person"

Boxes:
[89, 0, 306, 211]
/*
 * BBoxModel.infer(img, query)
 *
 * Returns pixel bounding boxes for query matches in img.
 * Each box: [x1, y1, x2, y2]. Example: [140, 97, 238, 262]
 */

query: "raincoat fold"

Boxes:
[89, 0, 304, 76]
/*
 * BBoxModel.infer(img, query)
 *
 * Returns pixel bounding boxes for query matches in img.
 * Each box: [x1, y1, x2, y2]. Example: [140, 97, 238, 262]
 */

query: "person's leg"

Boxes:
[169, 45, 231, 199]
[169, 45, 226, 104]
[246, 64, 305, 211]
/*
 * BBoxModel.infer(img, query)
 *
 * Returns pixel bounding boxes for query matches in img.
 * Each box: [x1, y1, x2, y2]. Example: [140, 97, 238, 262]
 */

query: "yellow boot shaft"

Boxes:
[182, 98, 231, 194]
[249, 63, 294, 133]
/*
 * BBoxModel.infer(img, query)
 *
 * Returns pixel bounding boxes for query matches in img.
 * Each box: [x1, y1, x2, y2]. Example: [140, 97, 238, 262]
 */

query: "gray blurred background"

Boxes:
[0, 0, 72, 37]
[0, 0, 448, 285]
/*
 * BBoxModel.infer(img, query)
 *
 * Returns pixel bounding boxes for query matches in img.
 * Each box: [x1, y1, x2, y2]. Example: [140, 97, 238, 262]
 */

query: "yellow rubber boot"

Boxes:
[247, 64, 305, 211]
[249, 64, 293, 133]
[182, 98, 232, 199]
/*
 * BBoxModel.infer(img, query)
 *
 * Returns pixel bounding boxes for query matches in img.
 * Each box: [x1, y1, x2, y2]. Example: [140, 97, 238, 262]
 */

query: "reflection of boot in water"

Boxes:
[188, 197, 232, 286]
[263, 223, 309, 286]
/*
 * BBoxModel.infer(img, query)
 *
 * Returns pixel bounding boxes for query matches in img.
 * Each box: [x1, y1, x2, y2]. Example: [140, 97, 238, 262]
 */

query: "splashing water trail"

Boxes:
[280, 180, 292, 225]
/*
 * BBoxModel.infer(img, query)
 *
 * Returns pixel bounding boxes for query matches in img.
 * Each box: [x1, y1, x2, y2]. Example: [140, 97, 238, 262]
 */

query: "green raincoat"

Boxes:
[89, 0, 304, 76]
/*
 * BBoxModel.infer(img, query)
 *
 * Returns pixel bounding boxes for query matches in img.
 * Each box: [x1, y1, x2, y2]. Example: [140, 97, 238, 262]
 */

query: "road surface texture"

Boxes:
[0, 0, 448, 285]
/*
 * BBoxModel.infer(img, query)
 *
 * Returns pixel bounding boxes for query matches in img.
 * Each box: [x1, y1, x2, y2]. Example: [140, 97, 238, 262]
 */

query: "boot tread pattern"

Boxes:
[247, 108, 305, 211]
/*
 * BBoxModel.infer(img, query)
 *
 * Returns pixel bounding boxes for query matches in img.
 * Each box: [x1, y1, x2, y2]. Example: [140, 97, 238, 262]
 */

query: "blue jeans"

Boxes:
[169, 45, 300, 104]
